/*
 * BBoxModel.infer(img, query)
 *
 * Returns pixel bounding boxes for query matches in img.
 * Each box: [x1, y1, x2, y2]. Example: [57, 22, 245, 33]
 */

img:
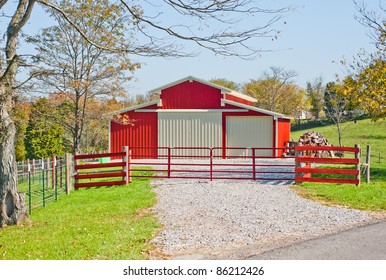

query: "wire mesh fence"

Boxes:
[17, 157, 68, 214]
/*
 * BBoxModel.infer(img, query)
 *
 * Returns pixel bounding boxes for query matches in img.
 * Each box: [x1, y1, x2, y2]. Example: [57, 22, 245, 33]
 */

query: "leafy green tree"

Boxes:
[341, 59, 386, 120]
[209, 78, 240, 91]
[25, 98, 64, 159]
[81, 98, 123, 154]
[28, 0, 140, 154]
[306, 77, 325, 120]
[340, 1, 386, 120]
[14, 98, 30, 161]
[242, 67, 306, 118]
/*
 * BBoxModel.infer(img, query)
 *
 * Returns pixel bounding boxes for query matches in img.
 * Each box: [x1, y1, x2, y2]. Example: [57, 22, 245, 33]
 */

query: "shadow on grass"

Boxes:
[371, 166, 386, 181]
[360, 135, 386, 140]
[291, 120, 333, 132]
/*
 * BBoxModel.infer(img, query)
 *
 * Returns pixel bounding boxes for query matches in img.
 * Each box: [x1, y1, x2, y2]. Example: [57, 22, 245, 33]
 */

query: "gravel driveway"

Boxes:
[148, 159, 373, 259]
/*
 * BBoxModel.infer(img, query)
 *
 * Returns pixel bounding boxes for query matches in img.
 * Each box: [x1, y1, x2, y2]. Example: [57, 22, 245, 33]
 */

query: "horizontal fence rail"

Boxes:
[74, 149, 129, 189]
[71, 144, 362, 187]
[126, 146, 295, 182]
[295, 145, 361, 186]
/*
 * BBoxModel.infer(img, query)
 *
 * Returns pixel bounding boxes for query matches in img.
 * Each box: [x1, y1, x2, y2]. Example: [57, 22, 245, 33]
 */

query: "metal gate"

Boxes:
[127, 146, 295, 182]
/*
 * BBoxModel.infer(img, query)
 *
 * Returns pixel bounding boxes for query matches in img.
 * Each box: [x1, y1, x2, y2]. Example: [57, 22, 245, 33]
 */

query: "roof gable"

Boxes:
[108, 76, 294, 118]
[149, 76, 256, 103]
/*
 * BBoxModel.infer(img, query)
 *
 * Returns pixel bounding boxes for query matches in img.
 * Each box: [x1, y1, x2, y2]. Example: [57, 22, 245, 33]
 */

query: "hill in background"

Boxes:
[291, 118, 386, 164]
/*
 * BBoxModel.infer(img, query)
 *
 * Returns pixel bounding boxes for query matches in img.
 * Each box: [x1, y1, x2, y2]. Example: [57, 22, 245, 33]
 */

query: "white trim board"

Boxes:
[221, 99, 293, 119]
[108, 100, 160, 115]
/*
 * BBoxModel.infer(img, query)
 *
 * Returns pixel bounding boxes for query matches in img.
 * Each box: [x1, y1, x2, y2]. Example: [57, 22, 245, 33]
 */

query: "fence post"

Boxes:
[28, 162, 32, 215]
[65, 153, 73, 194]
[252, 148, 256, 180]
[123, 146, 130, 184]
[210, 148, 213, 181]
[45, 158, 49, 189]
[365, 145, 371, 184]
[32, 159, 35, 184]
[54, 156, 58, 201]
[167, 147, 171, 178]
[59, 157, 63, 191]
[51, 156, 55, 189]
[38, 159, 42, 185]
[42, 159, 45, 207]
[294, 143, 303, 183]
[355, 144, 360, 187]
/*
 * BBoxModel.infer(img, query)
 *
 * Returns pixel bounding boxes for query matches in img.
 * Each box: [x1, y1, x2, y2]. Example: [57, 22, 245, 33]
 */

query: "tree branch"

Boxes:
[354, 0, 386, 50]
[37, 0, 122, 53]
[120, 0, 292, 58]
[0, 0, 9, 10]
[7, 0, 36, 41]
[37, 0, 189, 57]
[0, 54, 18, 82]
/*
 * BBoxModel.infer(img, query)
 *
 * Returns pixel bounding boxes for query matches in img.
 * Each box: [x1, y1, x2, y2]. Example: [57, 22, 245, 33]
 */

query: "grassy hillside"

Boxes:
[291, 118, 386, 212]
[291, 118, 386, 164]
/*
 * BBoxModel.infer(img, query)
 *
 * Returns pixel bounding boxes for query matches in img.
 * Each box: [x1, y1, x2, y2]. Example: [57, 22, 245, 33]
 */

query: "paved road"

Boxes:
[248, 220, 386, 260]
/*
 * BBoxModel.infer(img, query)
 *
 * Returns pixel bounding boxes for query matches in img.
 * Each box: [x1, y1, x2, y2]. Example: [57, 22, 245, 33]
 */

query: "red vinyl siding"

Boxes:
[110, 111, 157, 158]
[109, 77, 287, 159]
[277, 118, 291, 155]
[160, 80, 223, 109]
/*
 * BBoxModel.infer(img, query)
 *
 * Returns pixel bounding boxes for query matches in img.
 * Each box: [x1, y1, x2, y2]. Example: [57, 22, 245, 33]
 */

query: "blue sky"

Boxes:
[127, 0, 380, 96]
[1, 0, 381, 97]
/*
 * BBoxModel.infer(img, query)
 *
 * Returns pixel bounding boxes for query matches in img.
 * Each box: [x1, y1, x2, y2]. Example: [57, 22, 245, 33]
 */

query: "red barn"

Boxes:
[109, 76, 291, 158]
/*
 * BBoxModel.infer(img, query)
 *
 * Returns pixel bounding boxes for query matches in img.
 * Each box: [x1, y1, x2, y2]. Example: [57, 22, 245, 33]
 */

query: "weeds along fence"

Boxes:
[17, 156, 70, 214]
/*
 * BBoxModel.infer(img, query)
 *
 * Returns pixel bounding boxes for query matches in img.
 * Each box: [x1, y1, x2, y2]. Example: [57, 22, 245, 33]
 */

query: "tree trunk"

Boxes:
[73, 110, 82, 155]
[0, 84, 29, 227]
[337, 123, 343, 147]
[0, 0, 35, 227]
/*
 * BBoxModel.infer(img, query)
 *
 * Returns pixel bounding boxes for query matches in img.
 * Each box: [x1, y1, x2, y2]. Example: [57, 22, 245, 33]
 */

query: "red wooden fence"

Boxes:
[74, 148, 129, 189]
[295, 145, 360, 186]
[73, 145, 361, 187]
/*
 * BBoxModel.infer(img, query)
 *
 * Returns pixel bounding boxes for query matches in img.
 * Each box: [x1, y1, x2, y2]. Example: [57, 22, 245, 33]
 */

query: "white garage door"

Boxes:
[158, 112, 222, 156]
[226, 116, 273, 157]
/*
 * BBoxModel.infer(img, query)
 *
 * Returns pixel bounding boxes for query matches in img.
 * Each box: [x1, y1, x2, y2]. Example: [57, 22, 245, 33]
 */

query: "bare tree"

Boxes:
[354, 0, 386, 52]
[324, 82, 359, 146]
[1, 0, 292, 227]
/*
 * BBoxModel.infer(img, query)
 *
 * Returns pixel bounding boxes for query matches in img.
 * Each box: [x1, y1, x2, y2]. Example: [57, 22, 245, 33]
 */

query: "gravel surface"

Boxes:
[148, 159, 373, 259]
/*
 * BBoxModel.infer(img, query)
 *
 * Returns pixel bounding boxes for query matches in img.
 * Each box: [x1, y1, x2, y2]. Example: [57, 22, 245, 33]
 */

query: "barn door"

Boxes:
[158, 112, 222, 156]
[226, 116, 273, 157]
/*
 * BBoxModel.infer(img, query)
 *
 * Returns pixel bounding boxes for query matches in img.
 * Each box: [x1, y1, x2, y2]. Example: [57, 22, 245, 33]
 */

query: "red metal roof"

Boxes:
[110, 76, 291, 119]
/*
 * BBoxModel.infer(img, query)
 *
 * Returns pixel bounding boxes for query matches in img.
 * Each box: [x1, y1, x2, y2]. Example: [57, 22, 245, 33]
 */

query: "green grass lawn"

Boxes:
[291, 118, 386, 163]
[0, 174, 159, 260]
[291, 118, 386, 212]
